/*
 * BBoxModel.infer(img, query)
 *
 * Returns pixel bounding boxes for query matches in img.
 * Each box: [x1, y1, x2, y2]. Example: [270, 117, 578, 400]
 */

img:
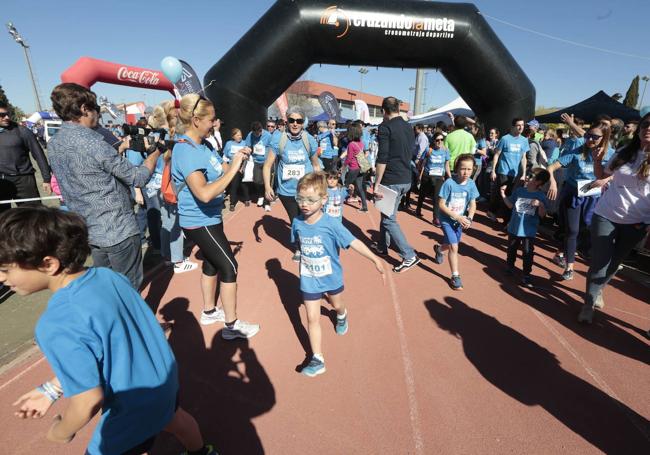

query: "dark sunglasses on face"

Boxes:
[584, 133, 602, 140]
[640, 121, 650, 129]
[434, 138, 444, 142]
[287, 117, 304, 125]
[0, 112, 9, 118]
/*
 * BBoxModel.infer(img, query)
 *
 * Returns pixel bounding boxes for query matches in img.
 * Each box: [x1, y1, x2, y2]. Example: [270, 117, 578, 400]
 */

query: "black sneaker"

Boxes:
[433, 244, 444, 265]
[370, 243, 388, 256]
[520, 275, 533, 287]
[393, 255, 420, 273]
[561, 269, 574, 281]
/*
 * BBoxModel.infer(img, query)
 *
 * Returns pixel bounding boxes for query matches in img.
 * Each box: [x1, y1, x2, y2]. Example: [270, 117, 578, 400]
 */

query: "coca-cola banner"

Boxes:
[61, 57, 175, 94]
[174, 60, 203, 96]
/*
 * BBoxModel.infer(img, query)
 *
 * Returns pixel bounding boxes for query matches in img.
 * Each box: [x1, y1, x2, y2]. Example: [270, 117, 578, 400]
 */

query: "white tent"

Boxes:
[408, 97, 474, 126]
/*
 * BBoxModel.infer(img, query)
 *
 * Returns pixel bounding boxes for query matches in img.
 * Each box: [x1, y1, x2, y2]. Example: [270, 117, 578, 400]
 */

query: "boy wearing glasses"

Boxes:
[291, 172, 385, 377]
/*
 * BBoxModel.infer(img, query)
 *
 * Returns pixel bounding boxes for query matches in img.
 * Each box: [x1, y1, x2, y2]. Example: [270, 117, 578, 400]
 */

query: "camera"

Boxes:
[122, 124, 168, 154]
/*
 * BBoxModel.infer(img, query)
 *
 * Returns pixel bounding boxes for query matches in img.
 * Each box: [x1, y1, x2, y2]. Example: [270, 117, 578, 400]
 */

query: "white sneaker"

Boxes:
[264, 204, 271, 212]
[200, 307, 226, 325]
[257, 197, 264, 206]
[174, 259, 198, 274]
[222, 319, 260, 339]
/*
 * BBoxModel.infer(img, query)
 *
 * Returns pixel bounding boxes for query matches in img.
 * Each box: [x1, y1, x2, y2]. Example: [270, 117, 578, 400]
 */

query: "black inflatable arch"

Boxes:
[204, 0, 535, 132]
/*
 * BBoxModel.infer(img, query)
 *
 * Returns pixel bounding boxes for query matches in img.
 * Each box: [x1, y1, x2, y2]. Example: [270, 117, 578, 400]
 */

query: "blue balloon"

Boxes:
[640, 106, 650, 117]
[161, 56, 182, 84]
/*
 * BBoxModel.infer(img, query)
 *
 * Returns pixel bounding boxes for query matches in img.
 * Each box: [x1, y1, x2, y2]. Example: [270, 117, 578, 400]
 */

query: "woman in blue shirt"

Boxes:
[222, 128, 251, 211]
[415, 133, 451, 226]
[547, 125, 612, 280]
[171, 94, 259, 339]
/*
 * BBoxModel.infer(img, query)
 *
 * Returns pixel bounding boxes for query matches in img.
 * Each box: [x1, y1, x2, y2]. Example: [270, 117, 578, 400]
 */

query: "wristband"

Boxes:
[37, 382, 63, 402]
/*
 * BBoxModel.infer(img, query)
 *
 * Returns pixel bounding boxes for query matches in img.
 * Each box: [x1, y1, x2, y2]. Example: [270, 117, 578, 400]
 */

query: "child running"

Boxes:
[1, 207, 216, 455]
[432, 154, 480, 290]
[324, 169, 348, 221]
[291, 172, 385, 377]
[501, 168, 550, 287]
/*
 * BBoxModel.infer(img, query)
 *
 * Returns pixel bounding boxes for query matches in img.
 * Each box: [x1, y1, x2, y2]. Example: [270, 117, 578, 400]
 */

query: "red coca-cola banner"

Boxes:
[61, 57, 175, 94]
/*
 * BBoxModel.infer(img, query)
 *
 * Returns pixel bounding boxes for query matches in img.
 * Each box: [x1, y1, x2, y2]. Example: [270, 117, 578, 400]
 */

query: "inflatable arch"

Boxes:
[204, 0, 535, 132]
[61, 57, 175, 95]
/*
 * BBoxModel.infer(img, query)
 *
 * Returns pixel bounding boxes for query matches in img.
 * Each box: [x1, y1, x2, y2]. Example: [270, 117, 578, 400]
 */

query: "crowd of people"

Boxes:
[0, 84, 648, 454]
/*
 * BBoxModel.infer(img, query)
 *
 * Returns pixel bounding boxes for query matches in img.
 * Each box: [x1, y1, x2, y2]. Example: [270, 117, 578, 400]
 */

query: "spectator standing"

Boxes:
[444, 115, 476, 170]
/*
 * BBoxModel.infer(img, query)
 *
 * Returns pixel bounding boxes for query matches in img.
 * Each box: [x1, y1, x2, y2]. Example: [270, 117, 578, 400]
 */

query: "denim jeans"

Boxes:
[90, 234, 143, 289]
[379, 182, 416, 260]
[585, 214, 647, 307]
[159, 192, 184, 263]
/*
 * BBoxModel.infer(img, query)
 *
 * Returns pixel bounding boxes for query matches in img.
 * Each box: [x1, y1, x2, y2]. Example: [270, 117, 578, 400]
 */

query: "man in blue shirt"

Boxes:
[246, 121, 274, 211]
[487, 117, 529, 226]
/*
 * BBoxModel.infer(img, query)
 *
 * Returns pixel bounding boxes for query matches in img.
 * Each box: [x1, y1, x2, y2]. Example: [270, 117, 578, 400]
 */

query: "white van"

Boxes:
[44, 120, 62, 143]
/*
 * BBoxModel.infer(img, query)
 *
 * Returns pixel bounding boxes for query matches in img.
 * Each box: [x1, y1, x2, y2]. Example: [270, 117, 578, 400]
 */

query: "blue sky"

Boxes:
[2, 0, 649, 114]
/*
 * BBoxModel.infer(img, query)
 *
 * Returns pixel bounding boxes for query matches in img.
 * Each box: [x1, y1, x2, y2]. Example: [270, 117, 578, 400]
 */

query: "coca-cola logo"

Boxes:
[116, 67, 161, 86]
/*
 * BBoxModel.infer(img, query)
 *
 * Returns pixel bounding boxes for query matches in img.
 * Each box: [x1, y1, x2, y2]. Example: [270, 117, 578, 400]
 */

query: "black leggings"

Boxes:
[229, 172, 250, 207]
[345, 169, 368, 210]
[507, 234, 535, 275]
[416, 174, 444, 219]
[279, 194, 300, 225]
[489, 174, 517, 223]
[183, 224, 238, 282]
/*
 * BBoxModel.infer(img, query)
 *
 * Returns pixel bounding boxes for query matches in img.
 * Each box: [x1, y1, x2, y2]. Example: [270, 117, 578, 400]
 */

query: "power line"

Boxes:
[480, 12, 650, 62]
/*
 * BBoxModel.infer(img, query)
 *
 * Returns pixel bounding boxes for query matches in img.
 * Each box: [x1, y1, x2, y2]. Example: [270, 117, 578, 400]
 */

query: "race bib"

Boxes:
[253, 143, 266, 156]
[282, 164, 305, 180]
[449, 195, 466, 214]
[429, 167, 444, 176]
[515, 198, 537, 216]
[582, 164, 594, 175]
[326, 204, 342, 218]
[301, 255, 333, 278]
[147, 172, 163, 190]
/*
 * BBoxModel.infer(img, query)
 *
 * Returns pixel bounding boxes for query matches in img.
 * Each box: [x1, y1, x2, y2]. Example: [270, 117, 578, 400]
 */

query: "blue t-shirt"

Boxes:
[317, 131, 337, 159]
[475, 138, 487, 165]
[291, 214, 355, 293]
[361, 128, 371, 151]
[324, 186, 348, 221]
[557, 146, 615, 188]
[561, 136, 585, 155]
[496, 134, 530, 176]
[125, 149, 144, 167]
[438, 178, 480, 224]
[171, 135, 225, 228]
[422, 148, 450, 177]
[222, 139, 246, 163]
[245, 130, 273, 164]
[35, 268, 178, 455]
[271, 132, 319, 196]
[507, 187, 547, 237]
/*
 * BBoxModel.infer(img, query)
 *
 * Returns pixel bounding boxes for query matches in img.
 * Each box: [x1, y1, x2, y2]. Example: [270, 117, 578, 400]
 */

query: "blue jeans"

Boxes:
[159, 192, 184, 263]
[379, 182, 416, 260]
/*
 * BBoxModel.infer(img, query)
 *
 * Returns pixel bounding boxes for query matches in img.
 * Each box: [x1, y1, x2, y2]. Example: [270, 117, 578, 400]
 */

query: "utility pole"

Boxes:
[358, 67, 368, 92]
[6, 22, 43, 112]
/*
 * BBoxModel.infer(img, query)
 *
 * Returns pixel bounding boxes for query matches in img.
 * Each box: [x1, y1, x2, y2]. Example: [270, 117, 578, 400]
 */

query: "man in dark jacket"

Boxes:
[0, 101, 51, 213]
[372, 96, 420, 273]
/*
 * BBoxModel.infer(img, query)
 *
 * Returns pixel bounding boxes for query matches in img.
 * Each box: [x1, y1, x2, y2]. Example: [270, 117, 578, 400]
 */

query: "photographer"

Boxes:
[47, 83, 161, 289]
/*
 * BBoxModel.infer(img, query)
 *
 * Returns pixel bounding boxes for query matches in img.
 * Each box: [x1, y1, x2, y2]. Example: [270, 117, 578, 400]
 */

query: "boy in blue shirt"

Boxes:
[501, 168, 550, 287]
[291, 172, 385, 377]
[324, 169, 348, 221]
[432, 154, 480, 290]
[1, 207, 215, 455]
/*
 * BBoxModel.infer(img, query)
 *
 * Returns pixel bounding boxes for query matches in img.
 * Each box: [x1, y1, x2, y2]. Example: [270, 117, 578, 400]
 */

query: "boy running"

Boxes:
[292, 172, 385, 377]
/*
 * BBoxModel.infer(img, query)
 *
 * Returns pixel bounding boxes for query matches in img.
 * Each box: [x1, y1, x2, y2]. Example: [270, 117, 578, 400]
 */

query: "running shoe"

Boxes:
[174, 259, 198, 274]
[301, 356, 326, 377]
[561, 269, 574, 281]
[450, 275, 463, 290]
[257, 197, 264, 206]
[200, 307, 226, 325]
[433, 244, 444, 265]
[393, 255, 420, 273]
[520, 275, 533, 288]
[292, 250, 301, 262]
[222, 320, 260, 340]
[264, 204, 271, 212]
[552, 254, 566, 269]
[335, 313, 348, 335]
[577, 305, 594, 324]
[370, 243, 388, 256]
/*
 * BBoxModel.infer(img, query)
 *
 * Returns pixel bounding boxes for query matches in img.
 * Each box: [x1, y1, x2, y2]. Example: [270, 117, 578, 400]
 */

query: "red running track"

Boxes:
[0, 200, 648, 454]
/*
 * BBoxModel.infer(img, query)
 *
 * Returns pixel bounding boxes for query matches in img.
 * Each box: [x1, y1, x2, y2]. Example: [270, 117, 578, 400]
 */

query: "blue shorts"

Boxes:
[302, 285, 344, 301]
[440, 221, 462, 245]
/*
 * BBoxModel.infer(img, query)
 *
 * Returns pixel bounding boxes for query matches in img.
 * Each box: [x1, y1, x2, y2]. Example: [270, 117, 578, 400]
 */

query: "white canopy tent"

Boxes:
[408, 97, 474, 126]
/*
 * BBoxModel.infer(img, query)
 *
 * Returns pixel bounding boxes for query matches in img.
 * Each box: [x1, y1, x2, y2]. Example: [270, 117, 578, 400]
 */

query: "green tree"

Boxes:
[0, 85, 23, 122]
[623, 75, 639, 108]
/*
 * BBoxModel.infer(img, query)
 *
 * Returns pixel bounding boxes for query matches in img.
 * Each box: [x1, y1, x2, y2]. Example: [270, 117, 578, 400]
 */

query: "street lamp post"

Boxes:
[358, 67, 368, 92]
[639, 76, 649, 110]
[6, 22, 43, 112]
[408, 86, 416, 114]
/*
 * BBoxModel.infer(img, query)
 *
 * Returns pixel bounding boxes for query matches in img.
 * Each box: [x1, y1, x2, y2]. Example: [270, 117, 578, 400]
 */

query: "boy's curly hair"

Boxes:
[0, 207, 90, 273]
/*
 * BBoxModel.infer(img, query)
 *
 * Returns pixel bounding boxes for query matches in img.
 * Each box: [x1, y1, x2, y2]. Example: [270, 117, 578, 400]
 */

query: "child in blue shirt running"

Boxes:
[501, 168, 550, 287]
[432, 154, 480, 290]
[324, 170, 348, 221]
[1, 207, 215, 455]
[291, 172, 385, 377]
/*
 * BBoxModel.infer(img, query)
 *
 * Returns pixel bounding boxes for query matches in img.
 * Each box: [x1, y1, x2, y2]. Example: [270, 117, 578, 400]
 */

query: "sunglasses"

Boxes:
[287, 117, 304, 125]
[295, 195, 321, 205]
[0, 112, 9, 118]
[640, 121, 650, 129]
[584, 133, 602, 140]
[191, 95, 207, 117]
[434, 138, 444, 142]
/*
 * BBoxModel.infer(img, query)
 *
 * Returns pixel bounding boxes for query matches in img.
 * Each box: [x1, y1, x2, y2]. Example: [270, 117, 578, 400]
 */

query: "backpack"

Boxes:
[161, 139, 188, 204]
[278, 131, 311, 156]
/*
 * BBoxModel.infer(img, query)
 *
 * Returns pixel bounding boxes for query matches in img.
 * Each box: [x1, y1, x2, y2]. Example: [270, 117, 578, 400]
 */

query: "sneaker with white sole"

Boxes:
[393, 255, 420, 273]
[292, 250, 301, 262]
[301, 356, 326, 377]
[264, 204, 271, 212]
[200, 307, 226, 325]
[174, 259, 198, 274]
[222, 319, 260, 340]
[335, 313, 348, 335]
[257, 197, 264, 206]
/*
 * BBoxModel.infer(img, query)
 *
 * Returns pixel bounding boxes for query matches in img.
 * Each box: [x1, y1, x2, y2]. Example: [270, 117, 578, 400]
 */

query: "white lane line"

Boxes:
[365, 209, 424, 454]
[0, 356, 45, 392]
[608, 307, 650, 321]
[530, 308, 650, 443]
